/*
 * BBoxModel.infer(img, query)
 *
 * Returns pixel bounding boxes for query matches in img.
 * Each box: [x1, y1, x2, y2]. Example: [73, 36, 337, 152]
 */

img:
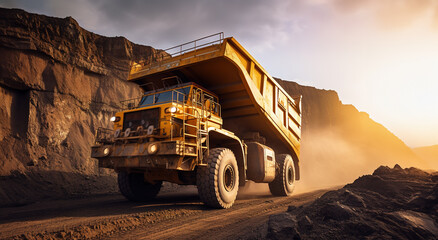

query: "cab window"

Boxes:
[139, 86, 191, 107]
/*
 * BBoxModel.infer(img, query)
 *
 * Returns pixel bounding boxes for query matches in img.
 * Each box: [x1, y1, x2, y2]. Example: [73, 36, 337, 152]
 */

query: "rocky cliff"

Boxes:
[0, 7, 165, 206]
[0, 8, 424, 206]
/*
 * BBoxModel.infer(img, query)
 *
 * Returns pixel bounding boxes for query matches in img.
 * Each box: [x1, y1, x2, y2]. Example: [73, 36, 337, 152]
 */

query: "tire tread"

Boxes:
[269, 154, 295, 196]
[197, 148, 237, 209]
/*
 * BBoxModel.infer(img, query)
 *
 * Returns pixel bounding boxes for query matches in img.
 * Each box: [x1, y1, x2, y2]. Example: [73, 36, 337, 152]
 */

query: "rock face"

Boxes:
[0, 8, 165, 206]
[0, 7, 426, 206]
[267, 165, 438, 239]
[278, 79, 426, 189]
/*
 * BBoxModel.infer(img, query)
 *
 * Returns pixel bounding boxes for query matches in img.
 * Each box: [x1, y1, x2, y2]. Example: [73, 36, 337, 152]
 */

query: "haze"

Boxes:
[1, 0, 437, 147]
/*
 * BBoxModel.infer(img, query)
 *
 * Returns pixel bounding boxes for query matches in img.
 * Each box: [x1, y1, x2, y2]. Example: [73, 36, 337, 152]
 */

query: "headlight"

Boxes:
[147, 143, 159, 154]
[110, 116, 121, 122]
[103, 147, 111, 156]
[165, 107, 177, 113]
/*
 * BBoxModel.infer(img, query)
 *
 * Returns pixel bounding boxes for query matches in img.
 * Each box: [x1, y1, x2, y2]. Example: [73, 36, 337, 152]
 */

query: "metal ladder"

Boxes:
[181, 91, 209, 163]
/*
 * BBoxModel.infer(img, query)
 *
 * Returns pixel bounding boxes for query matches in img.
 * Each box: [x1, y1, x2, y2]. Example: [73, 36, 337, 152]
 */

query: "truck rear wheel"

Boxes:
[117, 171, 162, 202]
[269, 154, 295, 196]
[196, 148, 239, 209]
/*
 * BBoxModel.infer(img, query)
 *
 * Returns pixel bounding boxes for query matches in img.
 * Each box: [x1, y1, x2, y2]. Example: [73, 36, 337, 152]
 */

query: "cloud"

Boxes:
[333, 0, 438, 30]
[2, 0, 437, 52]
[0, 0, 310, 51]
[83, 0, 309, 52]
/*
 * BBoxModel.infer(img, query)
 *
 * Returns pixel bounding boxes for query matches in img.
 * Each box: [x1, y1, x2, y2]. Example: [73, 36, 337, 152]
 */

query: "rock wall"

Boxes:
[0, 8, 165, 206]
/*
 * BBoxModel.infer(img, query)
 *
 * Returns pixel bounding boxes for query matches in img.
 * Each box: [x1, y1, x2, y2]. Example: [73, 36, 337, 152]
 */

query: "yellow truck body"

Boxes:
[91, 33, 302, 208]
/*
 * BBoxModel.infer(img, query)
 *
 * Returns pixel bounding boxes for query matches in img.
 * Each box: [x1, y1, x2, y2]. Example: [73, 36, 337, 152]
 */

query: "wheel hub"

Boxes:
[223, 164, 235, 192]
[287, 166, 293, 185]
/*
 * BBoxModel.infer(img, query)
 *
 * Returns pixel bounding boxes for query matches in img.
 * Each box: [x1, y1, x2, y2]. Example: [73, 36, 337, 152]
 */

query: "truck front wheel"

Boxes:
[269, 154, 295, 196]
[117, 171, 162, 202]
[196, 148, 239, 209]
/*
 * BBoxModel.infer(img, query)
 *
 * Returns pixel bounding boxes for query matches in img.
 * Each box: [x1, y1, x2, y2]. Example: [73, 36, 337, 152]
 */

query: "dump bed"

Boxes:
[129, 33, 301, 160]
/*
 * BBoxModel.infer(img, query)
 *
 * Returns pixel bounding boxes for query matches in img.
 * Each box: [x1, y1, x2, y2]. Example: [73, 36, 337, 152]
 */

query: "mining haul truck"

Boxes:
[91, 33, 302, 209]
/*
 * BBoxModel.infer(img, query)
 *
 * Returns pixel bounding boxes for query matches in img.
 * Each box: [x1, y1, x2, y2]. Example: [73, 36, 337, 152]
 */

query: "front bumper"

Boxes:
[91, 140, 195, 170]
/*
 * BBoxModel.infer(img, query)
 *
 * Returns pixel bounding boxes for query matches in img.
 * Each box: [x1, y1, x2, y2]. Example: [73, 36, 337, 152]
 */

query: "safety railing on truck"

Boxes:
[130, 32, 224, 76]
[94, 127, 115, 144]
[163, 32, 224, 58]
[119, 87, 221, 117]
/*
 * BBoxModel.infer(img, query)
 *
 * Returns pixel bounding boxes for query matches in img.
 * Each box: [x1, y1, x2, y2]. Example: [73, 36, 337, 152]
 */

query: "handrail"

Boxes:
[163, 32, 224, 58]
[94, 127, 115, 144]
[130, 33, 224, 76]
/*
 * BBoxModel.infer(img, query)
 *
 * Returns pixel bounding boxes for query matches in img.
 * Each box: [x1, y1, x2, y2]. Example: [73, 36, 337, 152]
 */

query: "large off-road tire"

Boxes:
[117, 171, 162, 202]
[196, 148, 239, 209]
[269, 154, 296, 196]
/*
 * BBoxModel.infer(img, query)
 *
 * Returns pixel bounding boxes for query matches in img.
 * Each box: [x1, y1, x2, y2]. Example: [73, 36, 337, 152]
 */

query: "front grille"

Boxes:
[123, 108, 160, 131]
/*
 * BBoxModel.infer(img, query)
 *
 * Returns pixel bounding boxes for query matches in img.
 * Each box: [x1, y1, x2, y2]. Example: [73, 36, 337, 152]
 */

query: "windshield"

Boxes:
[139, 86, 191, 107]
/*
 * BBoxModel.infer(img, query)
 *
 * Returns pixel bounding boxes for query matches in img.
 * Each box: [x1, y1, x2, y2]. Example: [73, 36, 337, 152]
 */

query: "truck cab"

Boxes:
[92, 80, 224, 176]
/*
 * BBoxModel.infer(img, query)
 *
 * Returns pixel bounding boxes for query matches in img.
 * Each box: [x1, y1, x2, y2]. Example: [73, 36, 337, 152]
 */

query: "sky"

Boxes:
[1, 0, 437, 147]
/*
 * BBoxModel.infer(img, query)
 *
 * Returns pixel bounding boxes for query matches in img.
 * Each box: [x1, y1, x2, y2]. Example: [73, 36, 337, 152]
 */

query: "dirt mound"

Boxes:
[267, 165, 438, 239]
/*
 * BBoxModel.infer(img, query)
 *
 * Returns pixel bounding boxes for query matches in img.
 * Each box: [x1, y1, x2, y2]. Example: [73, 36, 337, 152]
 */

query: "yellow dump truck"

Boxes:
[91, 33, 302, 208]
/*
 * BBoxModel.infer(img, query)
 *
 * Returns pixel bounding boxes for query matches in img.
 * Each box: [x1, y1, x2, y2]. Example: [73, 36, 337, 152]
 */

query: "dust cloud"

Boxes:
[296, 127, 430, 192]
[297, 129, 372, 192]
[237, 129, 375, 196]
[237, 181, 271, 199]
[236, 126, 431, 196]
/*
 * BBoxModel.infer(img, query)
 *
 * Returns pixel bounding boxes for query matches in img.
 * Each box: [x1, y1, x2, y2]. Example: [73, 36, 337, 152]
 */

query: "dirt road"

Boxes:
[0, 186, 335, 240]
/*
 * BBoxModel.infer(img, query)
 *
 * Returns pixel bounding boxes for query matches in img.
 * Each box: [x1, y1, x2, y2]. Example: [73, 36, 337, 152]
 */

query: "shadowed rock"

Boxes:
[266, 165, 438, 239]
[267, 213, 301, 240]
